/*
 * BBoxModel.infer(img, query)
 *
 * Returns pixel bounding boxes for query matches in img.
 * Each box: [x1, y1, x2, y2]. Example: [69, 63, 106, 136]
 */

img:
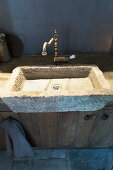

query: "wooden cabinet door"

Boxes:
[58, 111, 97, 148]
[88, 109, 113, 148]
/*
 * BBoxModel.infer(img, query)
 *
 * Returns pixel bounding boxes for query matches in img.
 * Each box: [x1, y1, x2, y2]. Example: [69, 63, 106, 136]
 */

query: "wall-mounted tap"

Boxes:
[42, 30, 76, 63]
[42, 29, 58, 57]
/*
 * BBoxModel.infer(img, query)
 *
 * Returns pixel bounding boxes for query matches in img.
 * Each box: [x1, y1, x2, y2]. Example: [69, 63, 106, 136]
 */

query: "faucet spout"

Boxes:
[42, 42, 47, 56]
[42, 38, 54, 56]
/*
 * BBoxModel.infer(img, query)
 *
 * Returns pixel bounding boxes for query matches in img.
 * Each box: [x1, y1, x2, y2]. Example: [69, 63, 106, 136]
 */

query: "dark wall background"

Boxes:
[0, 0, 113, 55]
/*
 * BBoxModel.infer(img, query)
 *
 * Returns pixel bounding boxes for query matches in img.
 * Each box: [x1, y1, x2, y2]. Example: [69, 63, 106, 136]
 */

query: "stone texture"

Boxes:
[1, 65, 113, 113]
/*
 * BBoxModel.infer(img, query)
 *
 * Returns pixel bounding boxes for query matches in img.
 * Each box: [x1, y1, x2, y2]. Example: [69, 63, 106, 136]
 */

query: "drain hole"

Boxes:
[52, 84, 61, 91]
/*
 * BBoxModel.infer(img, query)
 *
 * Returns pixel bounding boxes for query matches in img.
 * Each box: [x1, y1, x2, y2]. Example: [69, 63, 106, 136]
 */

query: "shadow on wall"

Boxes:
[109, 36, 113, 53]
[1, 0, 113, 54]
[0, 0, 23, 57]
[0, 29, 23, 58]
[0, 0, 13, 33]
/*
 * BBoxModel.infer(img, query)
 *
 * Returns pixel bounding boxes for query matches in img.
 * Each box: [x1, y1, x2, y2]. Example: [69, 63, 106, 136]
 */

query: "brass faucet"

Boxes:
[42, 30, 76, 63]
[42, 29, 58, 57]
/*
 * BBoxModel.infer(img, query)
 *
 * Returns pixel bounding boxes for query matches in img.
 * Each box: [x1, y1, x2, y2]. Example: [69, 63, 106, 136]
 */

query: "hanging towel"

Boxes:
[0, 117, 34, 158]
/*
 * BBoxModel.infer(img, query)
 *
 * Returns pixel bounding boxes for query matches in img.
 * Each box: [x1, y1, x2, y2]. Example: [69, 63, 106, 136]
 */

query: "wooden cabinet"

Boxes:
[88, 109, 113, 148]
[58, 112, 79, 147]
[58, 111, 97, 148]
[0, 109, 113, 149]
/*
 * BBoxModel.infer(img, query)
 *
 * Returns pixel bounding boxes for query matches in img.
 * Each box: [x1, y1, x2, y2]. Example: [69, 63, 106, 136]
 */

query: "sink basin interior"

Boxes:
[22, 77, 94, 91]
[6, 65, 111, 94]
[22, 67, 92, 91]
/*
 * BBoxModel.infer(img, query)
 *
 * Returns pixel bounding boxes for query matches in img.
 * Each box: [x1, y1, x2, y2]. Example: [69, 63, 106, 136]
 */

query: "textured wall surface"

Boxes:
[0, 0, 113, 54]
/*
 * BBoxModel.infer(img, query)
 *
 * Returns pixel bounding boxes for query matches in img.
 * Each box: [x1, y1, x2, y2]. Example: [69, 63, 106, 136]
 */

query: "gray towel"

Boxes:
[0, 117, 34, 158]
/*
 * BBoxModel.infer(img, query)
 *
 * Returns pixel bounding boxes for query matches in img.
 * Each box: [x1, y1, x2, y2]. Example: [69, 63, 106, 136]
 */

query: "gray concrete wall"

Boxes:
[0, 0, 113, 55]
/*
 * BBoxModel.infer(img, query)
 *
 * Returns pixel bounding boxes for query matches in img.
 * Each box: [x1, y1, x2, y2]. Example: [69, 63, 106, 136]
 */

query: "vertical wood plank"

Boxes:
[88, 109, 113, 148]
[0, 129, 5, 150]
[0, 113, 5, 150]
[37, 112, 57, 147]
[73, 111, 97, 148]
[0, 98, 11, 111]
[58, 112, 79, 147]
[0, 109, 112, 149]
[19, 113, 41, 147]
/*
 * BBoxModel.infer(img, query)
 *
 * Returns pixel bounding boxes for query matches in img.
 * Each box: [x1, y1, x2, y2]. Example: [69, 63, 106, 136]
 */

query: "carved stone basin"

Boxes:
[1, 65, 113, 113]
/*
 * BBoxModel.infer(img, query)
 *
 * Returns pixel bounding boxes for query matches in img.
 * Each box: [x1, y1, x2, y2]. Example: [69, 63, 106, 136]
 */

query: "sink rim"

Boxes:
[1, 65, 113, 113]
[2, 65, 113, 98]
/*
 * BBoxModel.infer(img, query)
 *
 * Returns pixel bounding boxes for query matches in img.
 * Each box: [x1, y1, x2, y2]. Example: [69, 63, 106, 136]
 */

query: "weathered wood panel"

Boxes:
[88, 109, 113, 148]
[37, 112, 57, 147]
[0, 113, 5, 150]
[0, 112, 20, 149]
[0, 100, 11, 112]
[58, 112, 79, 147]
[0, 112, 19, 121]
[0, 110, 113, 149]
[0, 112, 57, 149]
[103, 102, 113, 110]
[19, 113, 41, 147]
[72, 111, 97, 148]
[0, 129, 5, 150]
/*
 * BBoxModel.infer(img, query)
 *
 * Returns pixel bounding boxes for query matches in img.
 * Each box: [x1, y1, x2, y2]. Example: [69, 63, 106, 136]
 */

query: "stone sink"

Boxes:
[1, 65, 113, 113]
